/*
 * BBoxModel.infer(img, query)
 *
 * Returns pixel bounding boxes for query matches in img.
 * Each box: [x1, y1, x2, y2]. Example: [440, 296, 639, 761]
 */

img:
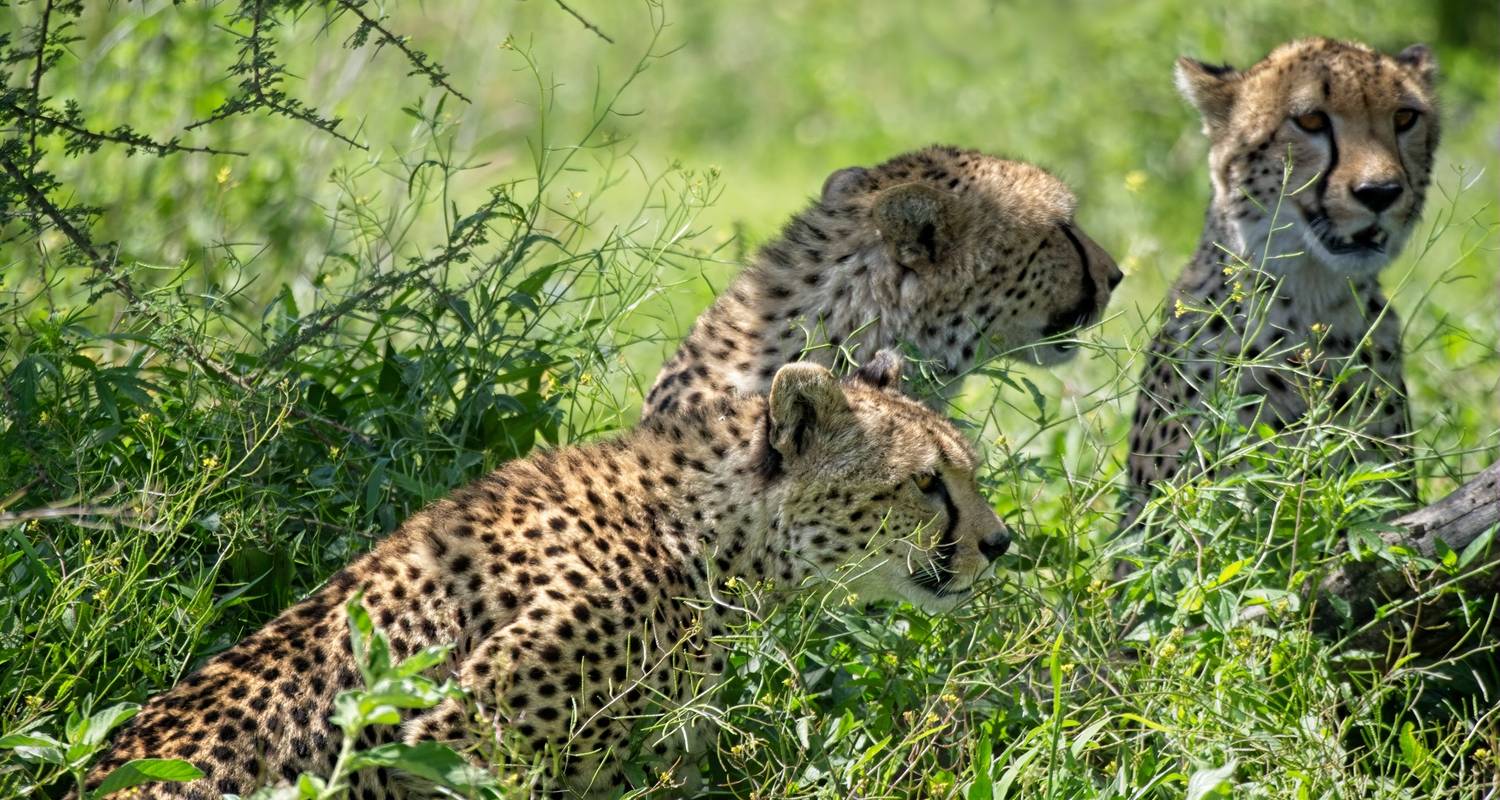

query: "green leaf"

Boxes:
[78, 703, 141, 749]
[394, 643, 454, 679]
[350, 741, 496, 792]
[0, 732, 65, 764]
[1399, 722, 1430, 778]
[1434, 537, 1458, 568]
[967, 734, 994, 800]
[1458, 526, 1496, 569]
[94, 758, 205, 796]
[1209, 558, 1249, 588]
[1185, 760, 1236, 800]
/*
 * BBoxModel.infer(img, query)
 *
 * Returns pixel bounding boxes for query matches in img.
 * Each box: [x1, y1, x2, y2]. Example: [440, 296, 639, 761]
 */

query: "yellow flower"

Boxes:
[1475, 747, 1492, 762]
[328, 446, 342, 459]
[927, 774, 954, 794]
[1310, 322, 1328, 335]
[216, 166, 232, 186]
[201, 455, 221, 470]
[1173, 298, 1190, 318]
[1124, 170, 1148, 193]
[941, 693, 960, 706]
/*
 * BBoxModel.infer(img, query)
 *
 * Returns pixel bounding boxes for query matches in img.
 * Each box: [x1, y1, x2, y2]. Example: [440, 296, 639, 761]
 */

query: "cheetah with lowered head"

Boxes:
[91, 355, 1010, 798]
[1125, 39, 1438, 531]
[645, 145, 1122, 417]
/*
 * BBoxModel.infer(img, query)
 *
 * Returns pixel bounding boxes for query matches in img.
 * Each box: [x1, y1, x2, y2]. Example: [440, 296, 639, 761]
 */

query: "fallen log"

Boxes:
[1314, 458, 1500, 650]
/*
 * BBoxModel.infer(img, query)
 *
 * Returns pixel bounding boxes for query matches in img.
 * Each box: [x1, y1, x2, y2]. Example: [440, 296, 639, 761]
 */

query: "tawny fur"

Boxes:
[645, 145, 1122, 418]
[91, 358, 1009, 798]
[1126, 38, 1439, 527]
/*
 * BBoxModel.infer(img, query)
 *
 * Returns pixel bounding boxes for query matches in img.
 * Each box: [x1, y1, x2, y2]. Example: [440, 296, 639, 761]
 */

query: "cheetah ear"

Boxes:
[1174, 57, 1241, 134]
[872, 183, 962, 272]
[768, 363, 851, 458]
[1396, 44, 1438, 87]
[822, 166, 871, 202]
[850, 349, 904, 391]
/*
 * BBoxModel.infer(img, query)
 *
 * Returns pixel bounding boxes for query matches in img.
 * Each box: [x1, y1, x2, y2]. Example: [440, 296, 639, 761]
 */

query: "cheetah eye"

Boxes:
[1394, 109, 1420, 133]
[912, 472, 940, 493]
[1292, 111, 1329, 133]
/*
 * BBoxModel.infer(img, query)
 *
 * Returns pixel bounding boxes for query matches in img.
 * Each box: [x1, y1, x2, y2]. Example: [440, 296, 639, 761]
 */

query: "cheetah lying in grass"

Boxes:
[91, 354, 1010, 797]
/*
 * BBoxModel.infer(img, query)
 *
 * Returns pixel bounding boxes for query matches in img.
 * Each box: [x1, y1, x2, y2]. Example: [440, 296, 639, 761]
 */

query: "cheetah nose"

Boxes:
[1352, 181, 1403, 213]
[979, 530, 1011, 562]
[1106, 263, 1125, 290]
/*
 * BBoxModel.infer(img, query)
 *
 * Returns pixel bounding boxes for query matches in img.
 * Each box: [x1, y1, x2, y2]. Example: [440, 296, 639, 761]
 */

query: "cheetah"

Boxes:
[1124, 38, 1438, 533]
[90, 354, 1011, 798]
[644, 145, 1123, 417]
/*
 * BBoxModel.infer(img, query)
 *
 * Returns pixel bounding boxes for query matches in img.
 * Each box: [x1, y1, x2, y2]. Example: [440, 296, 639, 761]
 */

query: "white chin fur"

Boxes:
[1298, 223, 1401, 278]
[1233, 214, 1399, 279]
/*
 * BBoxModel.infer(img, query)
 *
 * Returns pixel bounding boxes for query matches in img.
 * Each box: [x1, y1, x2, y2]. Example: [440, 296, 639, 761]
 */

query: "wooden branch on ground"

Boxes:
[1314, 458, 1500, 649]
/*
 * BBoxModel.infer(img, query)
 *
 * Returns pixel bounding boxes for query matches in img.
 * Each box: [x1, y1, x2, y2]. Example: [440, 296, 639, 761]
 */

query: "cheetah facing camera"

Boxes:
[91, 354, 1011, 798]
[1124, 38, 1438, 534]
[645, 145, 1123, 417]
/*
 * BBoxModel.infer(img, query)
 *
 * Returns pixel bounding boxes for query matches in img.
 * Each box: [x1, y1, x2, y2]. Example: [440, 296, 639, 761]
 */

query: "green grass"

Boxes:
[2, 1, 1499, 797]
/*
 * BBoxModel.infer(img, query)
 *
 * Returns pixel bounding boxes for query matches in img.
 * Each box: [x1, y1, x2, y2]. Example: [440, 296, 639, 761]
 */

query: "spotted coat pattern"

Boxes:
[91, 358, 1010, 798]
[1126, 38, 1439, 526]
[645, 145, 1122, 418]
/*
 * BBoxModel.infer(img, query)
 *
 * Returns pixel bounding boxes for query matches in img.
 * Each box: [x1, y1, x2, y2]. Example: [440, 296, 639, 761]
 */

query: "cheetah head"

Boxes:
[762, 352, 1010, 611]
[1177, 38, 1439, 277]
[818, 146, 1122, 367]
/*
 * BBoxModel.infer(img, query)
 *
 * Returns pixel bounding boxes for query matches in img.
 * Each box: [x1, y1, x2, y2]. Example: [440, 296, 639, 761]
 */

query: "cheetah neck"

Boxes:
[630, 398, 814, 598]
[645, 236, 905, 417]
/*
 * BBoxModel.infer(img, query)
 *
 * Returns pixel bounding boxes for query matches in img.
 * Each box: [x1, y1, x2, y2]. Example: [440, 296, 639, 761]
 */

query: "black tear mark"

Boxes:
[916, 222, 938, 263]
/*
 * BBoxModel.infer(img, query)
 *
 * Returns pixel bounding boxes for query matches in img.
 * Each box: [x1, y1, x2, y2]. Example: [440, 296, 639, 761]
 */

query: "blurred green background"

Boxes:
[31, 0, 1499, 429]
[23, 0, 1494, 511]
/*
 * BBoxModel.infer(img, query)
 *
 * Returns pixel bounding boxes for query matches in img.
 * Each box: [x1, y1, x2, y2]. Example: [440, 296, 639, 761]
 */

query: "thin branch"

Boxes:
[186, 0, 367, 150]
[330, 0, 472, 103]
[2, 100, 249, 157]
[553, 0, 614, 44]
[27, 0, 55, 160]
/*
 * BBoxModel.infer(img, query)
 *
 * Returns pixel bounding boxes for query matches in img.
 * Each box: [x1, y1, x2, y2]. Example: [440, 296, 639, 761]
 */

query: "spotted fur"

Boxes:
[1125, 38, 1438, 527]
[645, 145, 1122, 417]
[91, 356, 1009, 798]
